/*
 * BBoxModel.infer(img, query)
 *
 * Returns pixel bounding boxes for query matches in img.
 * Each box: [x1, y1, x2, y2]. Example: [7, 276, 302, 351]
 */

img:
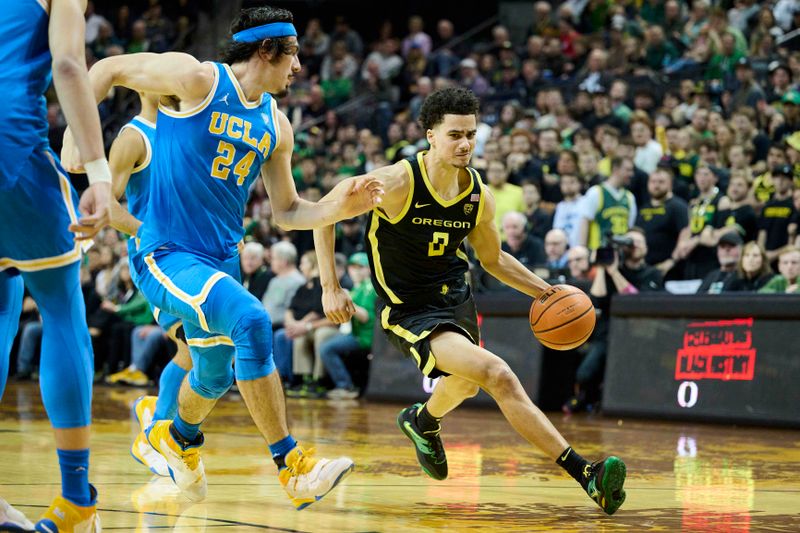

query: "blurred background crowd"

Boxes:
[15, 0, 800, 409]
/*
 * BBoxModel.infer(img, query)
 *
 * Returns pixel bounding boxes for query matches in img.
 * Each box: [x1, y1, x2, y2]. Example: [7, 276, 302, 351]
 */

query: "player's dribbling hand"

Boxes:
[322, 286, 356, 324]
[332, 176, 384, 219]
[60, 127, 84, 173]
[70, 182, 111, 241]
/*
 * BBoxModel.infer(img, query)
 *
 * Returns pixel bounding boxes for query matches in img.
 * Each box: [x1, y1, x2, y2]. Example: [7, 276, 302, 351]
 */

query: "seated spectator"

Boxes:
[696, 231, 744, 294]
[759, 165, 796, 263]
[758, 245, 800, 293]
[543, 228, 569, 273]
[262, 242, 305, 331]
[631, 112, 664, 174]
[564, 228, 663, 414]
[565, 245, 593, 284]
[276, 251, 339, 397]
[320, 253, 377, 399]
[501, 211, 546, 269]
[12, 292, 39, 381]
[241, 242, 271, 301]
[105, 325, 169, 386]
[707, 171, 758, 244]
[723, 241, 775, 292]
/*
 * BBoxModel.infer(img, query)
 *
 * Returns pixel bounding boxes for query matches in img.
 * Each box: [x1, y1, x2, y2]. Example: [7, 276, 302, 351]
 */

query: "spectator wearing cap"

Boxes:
[319, 252, 377, 399]
[631, 112, 664, 174]
[637, 167, 689, 276]
[773, 91, 800, 142]
[458, 57, 489, 97]
[730, 57, 766, 112]
[722, 241, 774, 292]
[766, 62, 793, 104]
[583, 86, 627, 137]
[696, 231, 743, 294]
[759, 165, 796, 263]
[758, 245, 800, 293]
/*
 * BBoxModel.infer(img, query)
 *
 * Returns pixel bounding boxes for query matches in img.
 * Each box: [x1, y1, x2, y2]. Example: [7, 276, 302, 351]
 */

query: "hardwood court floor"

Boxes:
[1, 383, 799, 532]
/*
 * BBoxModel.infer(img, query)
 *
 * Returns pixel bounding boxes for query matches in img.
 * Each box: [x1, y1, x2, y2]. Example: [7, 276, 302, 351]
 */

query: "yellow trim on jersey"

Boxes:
[368, 212, 404, 304]
[36, 0, 49, 14]
[153, 307, 161, 322]
[158, 62, 219, 118]
[144, 254, 228, 332]
[456, 248, 469, 263]
[376, 159, 416, 224]
[381, 306, 431, 343]
[417, 151, 476, 208]
[270, 98, 281, 151]
[223, 63, 264, 109]
[187, 336, 234, 348]
[120, 121, 153, 173]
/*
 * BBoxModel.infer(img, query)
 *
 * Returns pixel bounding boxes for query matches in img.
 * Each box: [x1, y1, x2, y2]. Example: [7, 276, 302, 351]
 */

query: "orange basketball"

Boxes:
[530, 284, 596, 350]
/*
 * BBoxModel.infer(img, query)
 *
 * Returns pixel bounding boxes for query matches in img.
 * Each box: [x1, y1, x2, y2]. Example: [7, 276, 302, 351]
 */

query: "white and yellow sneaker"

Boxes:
[278, 446, 354, 510]
[34, 485, 101, 532]
[145, 421, 206, 502]
[131, 397, 169, 477]
[0, 497, 34, 531]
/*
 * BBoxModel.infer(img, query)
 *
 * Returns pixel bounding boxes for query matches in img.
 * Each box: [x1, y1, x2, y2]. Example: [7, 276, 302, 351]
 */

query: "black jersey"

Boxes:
[366, 151, 485, 308]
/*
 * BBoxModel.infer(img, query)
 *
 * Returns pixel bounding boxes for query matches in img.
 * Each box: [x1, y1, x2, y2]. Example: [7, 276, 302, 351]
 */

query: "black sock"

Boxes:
[169, 422, 201, 449]
[416, 403, 441, 433]
[556, 447, 592, 491]
[273, 455, 287, 470]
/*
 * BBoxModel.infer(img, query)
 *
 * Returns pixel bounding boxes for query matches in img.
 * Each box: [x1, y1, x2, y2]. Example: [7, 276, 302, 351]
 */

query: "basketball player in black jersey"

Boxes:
[314, 88, 627, 515]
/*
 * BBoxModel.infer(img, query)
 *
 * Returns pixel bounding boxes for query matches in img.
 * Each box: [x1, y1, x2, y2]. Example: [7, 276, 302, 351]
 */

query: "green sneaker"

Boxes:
[396, 403, 447, 480]
[584, 456, 627, 515]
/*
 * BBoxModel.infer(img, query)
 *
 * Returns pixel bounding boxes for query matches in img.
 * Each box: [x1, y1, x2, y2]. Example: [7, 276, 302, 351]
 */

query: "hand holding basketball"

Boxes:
[530, 285, 596, 350]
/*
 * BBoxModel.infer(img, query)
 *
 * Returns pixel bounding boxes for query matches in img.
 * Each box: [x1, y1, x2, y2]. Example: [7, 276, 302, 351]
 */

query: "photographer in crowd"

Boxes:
[564, 228, 663, 414]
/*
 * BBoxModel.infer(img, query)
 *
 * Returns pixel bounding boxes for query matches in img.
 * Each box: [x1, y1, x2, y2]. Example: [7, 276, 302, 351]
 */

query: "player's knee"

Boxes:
[483, 360, 518, 396]
[231, 305, 272, 348]
[189, 366, 234, 399]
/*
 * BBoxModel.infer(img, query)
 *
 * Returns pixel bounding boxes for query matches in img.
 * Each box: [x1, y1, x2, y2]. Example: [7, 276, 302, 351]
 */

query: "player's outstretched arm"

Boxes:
[264, 112, 384, 230]
[107, 128, 145, 237]
[50, 0, 111, 239]
[314, 162, 409, 323]
[468, 186, 550, 298]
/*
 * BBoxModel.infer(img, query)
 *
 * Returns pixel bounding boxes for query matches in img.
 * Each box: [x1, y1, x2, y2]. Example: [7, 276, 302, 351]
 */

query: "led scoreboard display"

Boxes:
[603, 295, 800, 427]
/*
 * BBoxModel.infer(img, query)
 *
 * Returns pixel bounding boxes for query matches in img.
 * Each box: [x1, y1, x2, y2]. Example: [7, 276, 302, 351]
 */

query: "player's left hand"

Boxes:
[328, 176, 384, 219]
[70, 182, 111, 241]
[322, 285, 356, 324]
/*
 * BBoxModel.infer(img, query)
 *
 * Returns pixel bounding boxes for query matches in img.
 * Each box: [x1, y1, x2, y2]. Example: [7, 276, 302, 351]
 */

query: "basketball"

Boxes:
[530, 285, 596, 350]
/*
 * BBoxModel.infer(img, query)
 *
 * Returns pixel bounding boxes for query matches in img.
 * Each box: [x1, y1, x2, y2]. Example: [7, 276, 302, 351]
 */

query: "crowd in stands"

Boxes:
[14, 1, 800, 407]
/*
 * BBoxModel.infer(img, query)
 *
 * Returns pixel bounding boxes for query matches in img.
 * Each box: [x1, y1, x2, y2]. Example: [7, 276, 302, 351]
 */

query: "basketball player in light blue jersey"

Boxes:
[70, 6, 383, 508]
[0, 1, 111, 531]
[100, 92, 191, 479]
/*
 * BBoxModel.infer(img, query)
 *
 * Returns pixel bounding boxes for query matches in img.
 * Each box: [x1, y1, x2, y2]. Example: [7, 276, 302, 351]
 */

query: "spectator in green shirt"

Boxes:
[320, 253, 377, 399]
[758, 246, 800, 293]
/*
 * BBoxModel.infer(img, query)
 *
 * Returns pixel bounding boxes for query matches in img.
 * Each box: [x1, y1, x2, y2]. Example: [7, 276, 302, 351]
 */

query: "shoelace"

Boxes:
[287, 447, 318, 476]
[182, 447, 200, 470]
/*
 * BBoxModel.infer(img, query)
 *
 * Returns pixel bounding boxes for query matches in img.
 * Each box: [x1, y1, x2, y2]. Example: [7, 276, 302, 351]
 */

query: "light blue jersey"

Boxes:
[120, 116, 157, 223]
[138, 62, 281, 260]
[0, 0, 52, 187]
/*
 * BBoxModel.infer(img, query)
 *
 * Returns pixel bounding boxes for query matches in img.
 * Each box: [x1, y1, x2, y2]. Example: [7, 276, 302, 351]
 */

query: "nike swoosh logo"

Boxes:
[560, 449, 571, 462]
[415, 202, 431, 208]
[403, 421, 433, 455]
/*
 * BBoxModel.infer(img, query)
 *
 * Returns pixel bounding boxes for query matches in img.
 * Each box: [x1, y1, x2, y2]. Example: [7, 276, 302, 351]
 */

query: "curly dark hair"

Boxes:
[220, 6, 296, 65]
[418, 87, 480, 130]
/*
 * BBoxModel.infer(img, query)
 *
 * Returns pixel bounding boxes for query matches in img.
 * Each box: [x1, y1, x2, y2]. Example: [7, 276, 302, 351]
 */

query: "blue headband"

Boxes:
[233, 22, 297, 43]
